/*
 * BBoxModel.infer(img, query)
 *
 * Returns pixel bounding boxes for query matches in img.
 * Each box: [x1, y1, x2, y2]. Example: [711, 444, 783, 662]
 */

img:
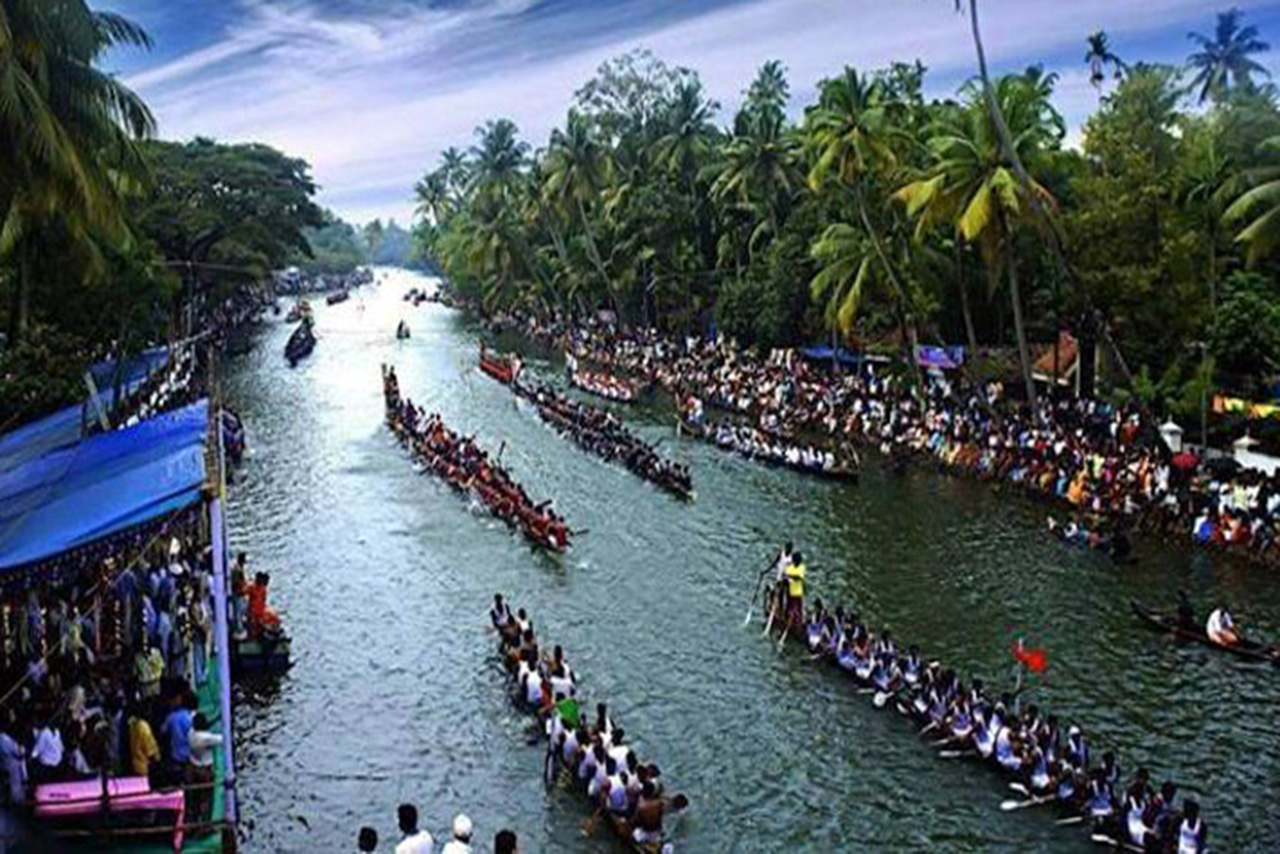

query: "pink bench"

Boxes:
[35, 776, 186, 851]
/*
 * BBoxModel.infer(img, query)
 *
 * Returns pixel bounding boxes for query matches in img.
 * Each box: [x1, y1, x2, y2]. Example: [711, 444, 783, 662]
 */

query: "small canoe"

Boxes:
[1130, 599, 1280, 666]
[233, 633, 293, 676]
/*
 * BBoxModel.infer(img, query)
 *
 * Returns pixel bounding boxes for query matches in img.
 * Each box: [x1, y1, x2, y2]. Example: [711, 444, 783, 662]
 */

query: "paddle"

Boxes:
[1055, 815, 1085, 826]
[1000, 793, 1057, 812]
[743, 559, 776, 627]
[937, 749, 972, 759]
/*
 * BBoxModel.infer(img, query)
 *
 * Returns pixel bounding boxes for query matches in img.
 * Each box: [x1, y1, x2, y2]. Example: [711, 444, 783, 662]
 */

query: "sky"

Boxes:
[103, 0, 1280, 225]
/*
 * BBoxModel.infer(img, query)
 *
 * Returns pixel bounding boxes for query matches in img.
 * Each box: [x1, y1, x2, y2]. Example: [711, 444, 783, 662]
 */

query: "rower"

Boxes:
[1124, 767, 1151, 847]
[490, 594, 510, 630]
[1205, 606, 1240, 647]
[1064, 725, 1089, 771]
[772, 542, 793, 621]
[631, 780, 665, 846]
[1176, 799, 1206, 854]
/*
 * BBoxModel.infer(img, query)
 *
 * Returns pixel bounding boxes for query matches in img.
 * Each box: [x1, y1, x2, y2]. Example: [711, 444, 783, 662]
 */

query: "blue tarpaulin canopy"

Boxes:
[0, 347, 170, 474]
[799, 345, 885, 367]
[0, 399, 208, 571]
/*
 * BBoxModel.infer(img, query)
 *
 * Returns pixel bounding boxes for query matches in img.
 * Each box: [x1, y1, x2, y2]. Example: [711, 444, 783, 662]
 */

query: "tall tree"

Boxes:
[542, 111, 618, 317]
[468, 119, 530, 209]
[1188, 7, 1271, 104]
[1, 0, 155, 342]
[897, 74, 1063, 405]
[805, 67, 921, 386]
[1085, 30, 1126, 96]
[1223, 134, 1280, 263]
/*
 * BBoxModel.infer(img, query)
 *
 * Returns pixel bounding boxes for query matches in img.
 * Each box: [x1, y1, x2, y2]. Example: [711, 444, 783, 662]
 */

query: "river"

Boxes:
[223, 267, 1280, 852]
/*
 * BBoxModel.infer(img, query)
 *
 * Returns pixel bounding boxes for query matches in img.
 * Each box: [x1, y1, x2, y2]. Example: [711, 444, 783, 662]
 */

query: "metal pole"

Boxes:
[210, 409, 238, 829]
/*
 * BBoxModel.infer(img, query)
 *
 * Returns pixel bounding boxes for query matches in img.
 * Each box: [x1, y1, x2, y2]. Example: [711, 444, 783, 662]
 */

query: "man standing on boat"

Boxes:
[782, 552, 807, 638]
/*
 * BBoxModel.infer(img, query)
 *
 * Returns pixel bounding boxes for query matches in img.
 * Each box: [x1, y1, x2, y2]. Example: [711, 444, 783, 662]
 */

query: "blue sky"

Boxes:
[102, 0, 1280, 225]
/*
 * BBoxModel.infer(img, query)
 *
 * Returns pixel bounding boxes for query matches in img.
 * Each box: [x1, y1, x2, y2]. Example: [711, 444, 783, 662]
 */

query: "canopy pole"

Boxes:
[210, 486, 238, 828]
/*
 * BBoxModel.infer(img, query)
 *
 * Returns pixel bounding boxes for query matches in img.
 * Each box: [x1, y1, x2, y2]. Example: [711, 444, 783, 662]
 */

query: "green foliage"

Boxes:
[1209, 270, 1280, 386]
[294, 210, 367, 274]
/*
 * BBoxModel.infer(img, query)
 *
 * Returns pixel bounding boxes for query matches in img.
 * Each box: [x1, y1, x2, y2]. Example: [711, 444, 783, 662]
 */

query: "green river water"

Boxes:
[223, 268, 1280, 852]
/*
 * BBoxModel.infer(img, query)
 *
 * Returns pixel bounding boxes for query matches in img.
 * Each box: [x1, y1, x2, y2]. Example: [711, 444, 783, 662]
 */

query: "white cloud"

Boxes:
[124, 0, 1273, 224]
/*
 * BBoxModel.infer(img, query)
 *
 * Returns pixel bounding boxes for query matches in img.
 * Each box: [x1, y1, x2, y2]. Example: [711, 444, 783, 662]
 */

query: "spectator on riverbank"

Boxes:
[494, 829, 518, 853]
[485, 308, 1280, 566]
[394, 803, 433, 854]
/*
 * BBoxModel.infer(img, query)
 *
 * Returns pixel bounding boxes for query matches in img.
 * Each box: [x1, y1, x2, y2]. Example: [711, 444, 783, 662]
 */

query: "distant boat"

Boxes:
[325, 290, 350, 306]
[285, 318, 316, 366]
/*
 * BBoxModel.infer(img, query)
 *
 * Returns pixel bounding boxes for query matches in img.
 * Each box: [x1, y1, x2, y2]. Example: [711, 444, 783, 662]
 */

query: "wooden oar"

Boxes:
[1000, 793, 1057, 811]
[743, 560, 775, 627]
[1055, 815, 1085, 826]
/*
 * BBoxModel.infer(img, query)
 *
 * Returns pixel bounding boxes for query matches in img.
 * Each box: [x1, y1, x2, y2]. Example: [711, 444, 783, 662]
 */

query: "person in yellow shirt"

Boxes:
[782, 553, 807, 639]
[127, 706, 159, 779]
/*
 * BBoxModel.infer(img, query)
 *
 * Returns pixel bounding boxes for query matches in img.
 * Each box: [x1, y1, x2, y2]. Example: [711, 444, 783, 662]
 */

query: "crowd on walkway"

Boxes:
[0, 523, 225, 826]
[383, 366, 572, 551]
[485, 309, 1280, 565]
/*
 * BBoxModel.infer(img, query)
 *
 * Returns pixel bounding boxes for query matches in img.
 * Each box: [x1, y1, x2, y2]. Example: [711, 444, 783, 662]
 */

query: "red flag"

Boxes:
[1012, 640, 1049, 674]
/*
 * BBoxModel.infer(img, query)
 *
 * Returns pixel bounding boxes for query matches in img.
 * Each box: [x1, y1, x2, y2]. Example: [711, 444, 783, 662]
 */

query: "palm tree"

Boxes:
[468, 119, 529, 209]
[895, 75, 1062, 406]
[1222, 135, 1280, 264]
[651, 80, 719, 190]
[1085, 31, 1126, 95]
[741, 60, 789, 134]
[439, 146, 470, 202]
[413, 171, 451, 225]
[542, 111, 619, 319]
[1187, 8, 1271, 104]
[709, 114, 803, 255]
[805, 67, 921, 385]
[1, 0, 155, 342]
[1179, 131, 1229, 308]
[809, 223, 875, 336]
[948, 0, 1146, 408]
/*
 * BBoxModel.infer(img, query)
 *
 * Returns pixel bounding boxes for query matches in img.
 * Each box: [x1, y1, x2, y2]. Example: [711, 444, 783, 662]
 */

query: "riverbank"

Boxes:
[465, 304, 1280, 571]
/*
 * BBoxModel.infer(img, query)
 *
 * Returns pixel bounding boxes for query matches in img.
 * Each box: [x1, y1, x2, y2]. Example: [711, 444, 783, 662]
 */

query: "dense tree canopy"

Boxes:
[415, 8, 1280, 425]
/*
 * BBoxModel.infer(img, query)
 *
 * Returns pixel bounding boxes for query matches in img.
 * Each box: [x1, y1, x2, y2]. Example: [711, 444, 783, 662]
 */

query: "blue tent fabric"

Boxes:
[800, 345, 872, 367]
[0, 347, 170, 474]
[0, 399, 207, 571]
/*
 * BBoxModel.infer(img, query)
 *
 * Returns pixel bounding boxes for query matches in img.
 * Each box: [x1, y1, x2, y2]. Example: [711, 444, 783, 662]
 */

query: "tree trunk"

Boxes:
[1207, 222, 1218, 313]
[956, 242, 979, 356]
[14, 249, 33, 345]
[966, 0, 1144, 413]
[575, 195, 624, 327]
[853, 184, 924, 395]
[1006, 250, 1038, 408]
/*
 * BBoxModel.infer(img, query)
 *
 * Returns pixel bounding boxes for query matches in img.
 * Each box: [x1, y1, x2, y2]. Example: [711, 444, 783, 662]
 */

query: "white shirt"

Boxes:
[395, 830, 434, 854]
[31, 727, 63, 767]
[441, 841, 471, 854]
[189, 729, 223, 768]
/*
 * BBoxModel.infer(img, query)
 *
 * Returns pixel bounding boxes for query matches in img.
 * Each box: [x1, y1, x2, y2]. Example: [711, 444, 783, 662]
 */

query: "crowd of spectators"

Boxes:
[0, 521, 225, 828]
[485, 309, 1280, 565]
